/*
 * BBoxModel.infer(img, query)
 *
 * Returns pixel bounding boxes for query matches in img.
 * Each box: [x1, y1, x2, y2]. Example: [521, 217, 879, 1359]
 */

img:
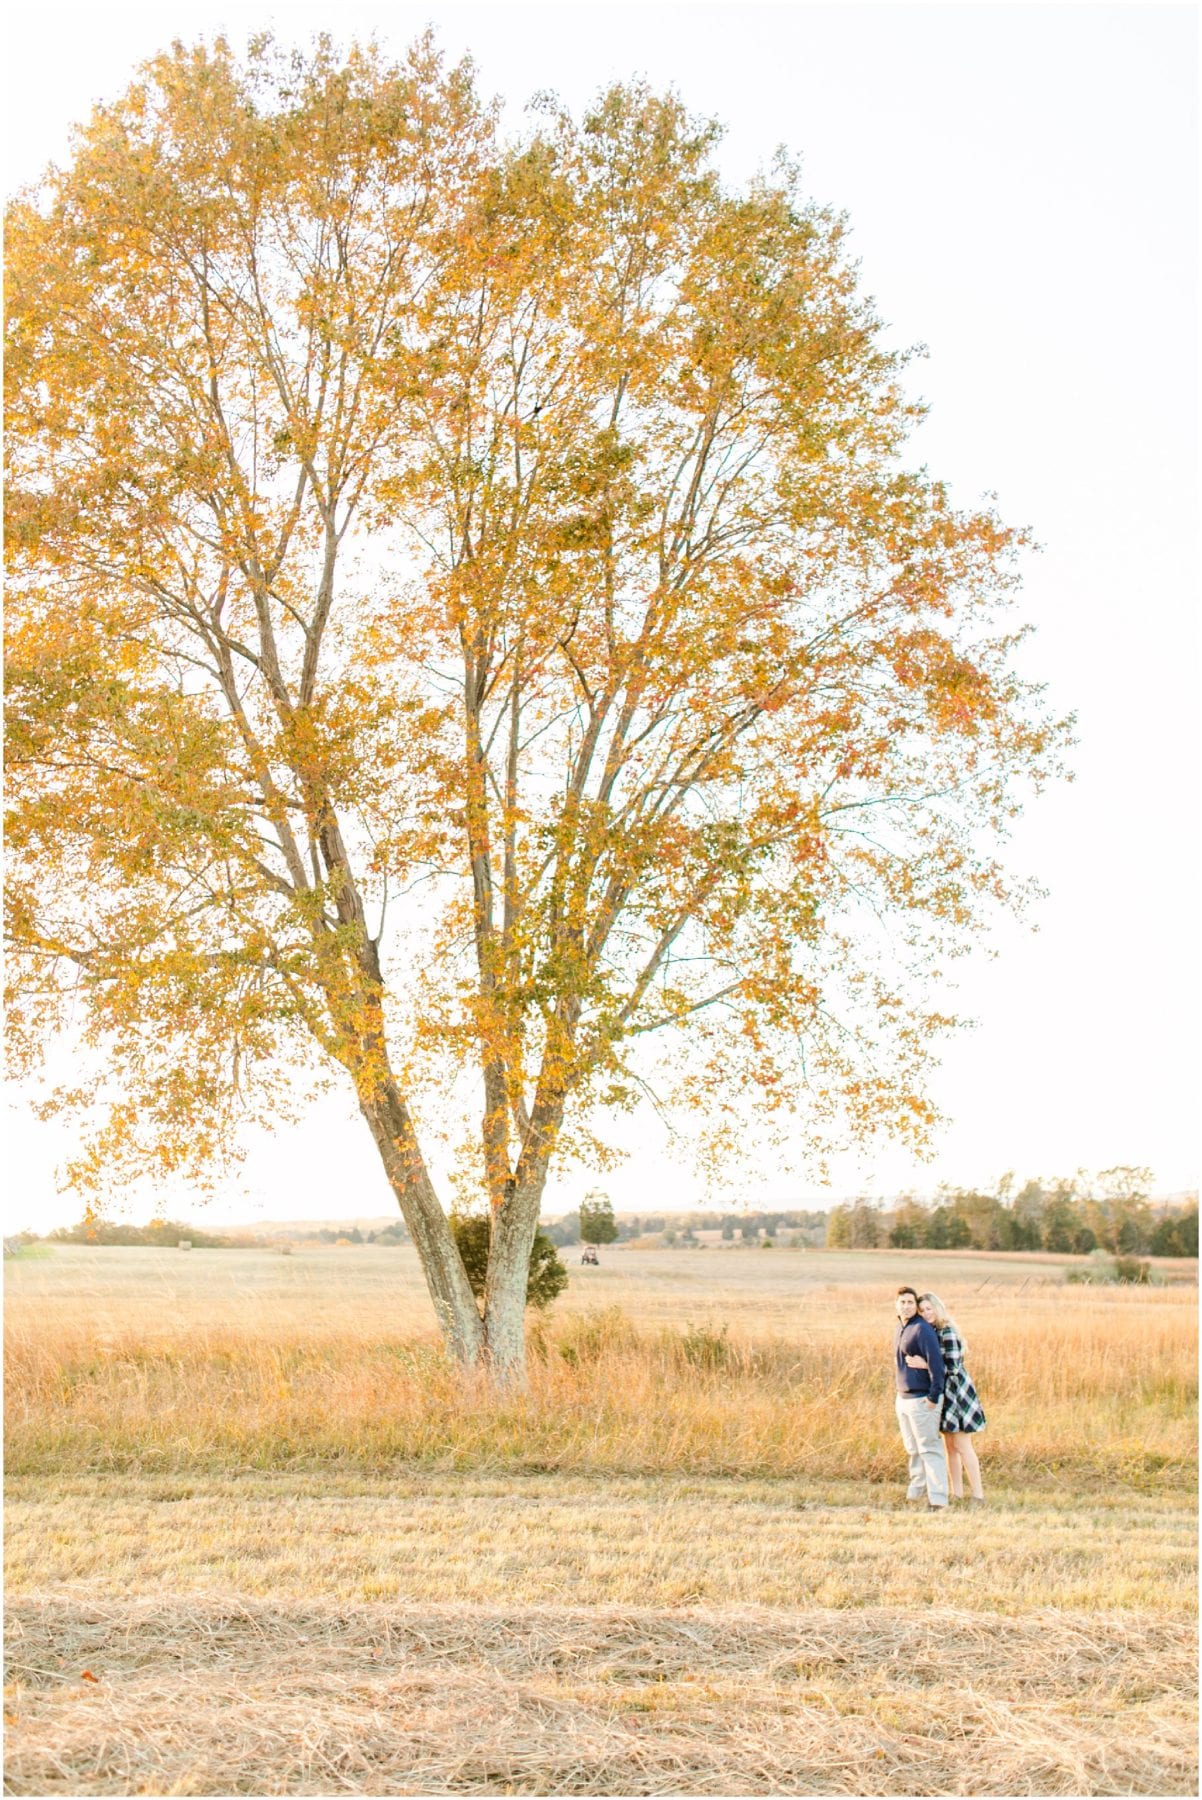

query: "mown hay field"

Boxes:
[5, 1244, 1198, 1795]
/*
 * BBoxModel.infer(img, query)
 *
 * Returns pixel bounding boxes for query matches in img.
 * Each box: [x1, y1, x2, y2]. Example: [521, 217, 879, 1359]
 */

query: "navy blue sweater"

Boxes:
[894, 1317, 945, 1403]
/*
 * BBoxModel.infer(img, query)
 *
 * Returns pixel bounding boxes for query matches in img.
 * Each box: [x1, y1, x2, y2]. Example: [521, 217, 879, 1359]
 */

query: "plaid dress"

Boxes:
[937, 1323, 986, 1434]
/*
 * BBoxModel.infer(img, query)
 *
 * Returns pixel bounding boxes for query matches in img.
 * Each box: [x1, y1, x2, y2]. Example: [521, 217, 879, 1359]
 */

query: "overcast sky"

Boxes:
[4, 3, 1198, 1230]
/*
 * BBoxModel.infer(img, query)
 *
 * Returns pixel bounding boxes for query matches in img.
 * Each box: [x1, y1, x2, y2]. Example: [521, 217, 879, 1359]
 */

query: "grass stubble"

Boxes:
[4, 1248, 1197, 1795]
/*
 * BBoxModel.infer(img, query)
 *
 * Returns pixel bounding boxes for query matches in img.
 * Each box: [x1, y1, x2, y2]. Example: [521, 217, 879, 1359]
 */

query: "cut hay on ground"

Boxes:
[5, 1596, 1197, 1796]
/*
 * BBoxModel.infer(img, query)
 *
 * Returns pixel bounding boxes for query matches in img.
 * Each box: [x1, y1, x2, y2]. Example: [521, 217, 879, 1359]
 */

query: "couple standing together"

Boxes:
[893, 1285, 986, 1509]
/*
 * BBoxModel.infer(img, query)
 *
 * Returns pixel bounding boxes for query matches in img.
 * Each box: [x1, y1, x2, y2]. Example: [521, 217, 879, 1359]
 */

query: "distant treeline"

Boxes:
[539, 1209, 830, 1248]
[35, 1173, 1198, 1259]
[39, 1209, 830, 1250]
[47, 1218, 243, 1248]
[45, 1219, 414, 1248]
[271, 1224, 411, 1245]
[828, 1175, 1198, 1258]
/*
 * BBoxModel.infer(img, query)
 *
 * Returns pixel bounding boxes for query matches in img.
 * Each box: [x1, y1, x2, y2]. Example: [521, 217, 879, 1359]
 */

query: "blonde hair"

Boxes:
[919, 1293, 968, 1357]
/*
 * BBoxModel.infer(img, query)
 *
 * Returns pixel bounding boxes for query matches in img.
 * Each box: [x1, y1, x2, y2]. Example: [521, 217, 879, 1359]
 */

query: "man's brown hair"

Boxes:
[896, 1285, 918, 1303]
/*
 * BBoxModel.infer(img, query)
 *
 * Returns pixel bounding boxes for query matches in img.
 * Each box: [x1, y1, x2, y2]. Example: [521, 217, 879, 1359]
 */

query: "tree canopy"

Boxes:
[579, 1193, 619, 1247]
[5, 33, 1069, 1375]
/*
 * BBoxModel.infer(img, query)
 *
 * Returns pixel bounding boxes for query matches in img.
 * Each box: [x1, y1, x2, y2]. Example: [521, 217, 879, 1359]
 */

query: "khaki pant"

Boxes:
[895, 1394, 949, 1506]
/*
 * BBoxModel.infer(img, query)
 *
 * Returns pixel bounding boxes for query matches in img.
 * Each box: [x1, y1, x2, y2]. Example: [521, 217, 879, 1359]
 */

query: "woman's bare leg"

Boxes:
[944, 1437, 963, 1499]
[953, 1432, 983, 1499]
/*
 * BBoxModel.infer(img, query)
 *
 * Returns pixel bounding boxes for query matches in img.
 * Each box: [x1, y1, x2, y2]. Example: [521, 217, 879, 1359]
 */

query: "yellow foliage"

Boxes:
[5, 37, 1070, 1361]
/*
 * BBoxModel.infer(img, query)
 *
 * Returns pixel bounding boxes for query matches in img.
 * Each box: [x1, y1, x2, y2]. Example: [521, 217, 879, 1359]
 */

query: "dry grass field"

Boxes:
[5, 1244, 1197, 1795]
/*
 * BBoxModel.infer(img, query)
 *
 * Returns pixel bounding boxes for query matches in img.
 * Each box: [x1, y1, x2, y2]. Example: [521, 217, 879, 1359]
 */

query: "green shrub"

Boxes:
[1067, 1249, 1118, 1285]
[526, 1232, 570, 1309]
[679, 1322, 731, 1371]
[557, 1306, 636, 1366]
[448, 1214, 569, 1312]
[1069, 1251, 1152, 1286]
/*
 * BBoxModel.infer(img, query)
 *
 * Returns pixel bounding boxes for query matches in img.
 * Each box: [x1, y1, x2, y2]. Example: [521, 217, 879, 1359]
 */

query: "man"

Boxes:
[893, 1285, 948, 1509]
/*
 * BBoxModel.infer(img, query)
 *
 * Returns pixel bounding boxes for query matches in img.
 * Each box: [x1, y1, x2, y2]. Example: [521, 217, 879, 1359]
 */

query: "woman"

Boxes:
[905, 1292, 987, 1504]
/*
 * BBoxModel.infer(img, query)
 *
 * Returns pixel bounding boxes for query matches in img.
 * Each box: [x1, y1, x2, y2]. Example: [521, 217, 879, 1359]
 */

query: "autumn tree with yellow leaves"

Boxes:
[5, 36, 1069, 1378]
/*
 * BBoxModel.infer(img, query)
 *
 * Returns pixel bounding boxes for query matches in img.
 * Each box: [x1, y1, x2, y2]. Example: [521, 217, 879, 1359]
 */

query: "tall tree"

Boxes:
[888, 1198, 928, 1249]
[579, 1192, 618, 1247]
[5, 35, 1069, 1380]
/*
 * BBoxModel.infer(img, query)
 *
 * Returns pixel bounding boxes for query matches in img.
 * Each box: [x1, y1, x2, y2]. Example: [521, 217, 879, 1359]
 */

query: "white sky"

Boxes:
[3, 3, 1198, 1230]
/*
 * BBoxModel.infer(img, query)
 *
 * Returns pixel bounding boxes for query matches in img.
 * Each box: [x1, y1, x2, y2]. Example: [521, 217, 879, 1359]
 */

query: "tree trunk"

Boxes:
[481, 1080, 565, 1386]
[359, 1083, 485, 1368]
[481, 1182, 545, 1386]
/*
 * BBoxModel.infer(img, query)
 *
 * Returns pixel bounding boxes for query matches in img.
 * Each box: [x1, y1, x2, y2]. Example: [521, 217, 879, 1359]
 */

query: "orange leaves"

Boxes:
[885, 627, 999, 737]
[5, 32, 1070, 1288]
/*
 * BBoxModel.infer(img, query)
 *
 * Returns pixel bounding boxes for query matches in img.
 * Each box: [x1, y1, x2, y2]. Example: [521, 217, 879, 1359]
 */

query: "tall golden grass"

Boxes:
[5, 1252, 1197, 1796]
[6, 1277, 1195, 1483]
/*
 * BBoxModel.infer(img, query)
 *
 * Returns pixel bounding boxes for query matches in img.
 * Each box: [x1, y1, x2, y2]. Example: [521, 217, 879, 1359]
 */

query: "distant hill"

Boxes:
[219, 1216, 401, 1238]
